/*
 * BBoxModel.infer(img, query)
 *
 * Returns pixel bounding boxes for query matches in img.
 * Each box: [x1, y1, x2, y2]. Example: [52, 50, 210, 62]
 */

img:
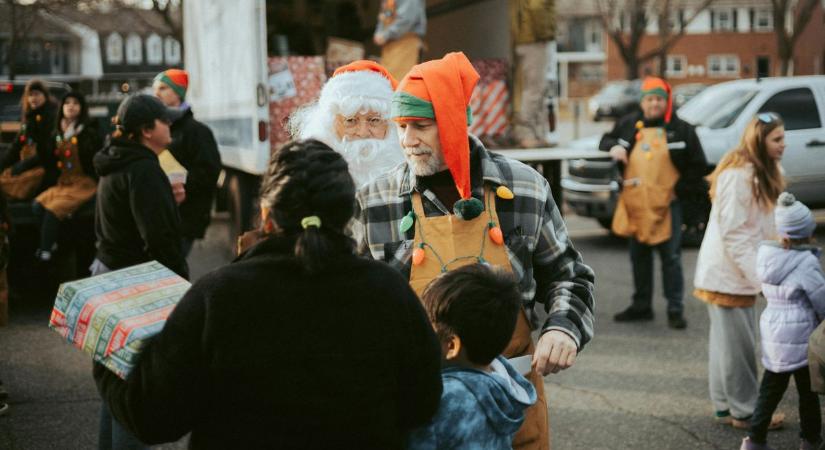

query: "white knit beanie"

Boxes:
[775, 192, 816, 239]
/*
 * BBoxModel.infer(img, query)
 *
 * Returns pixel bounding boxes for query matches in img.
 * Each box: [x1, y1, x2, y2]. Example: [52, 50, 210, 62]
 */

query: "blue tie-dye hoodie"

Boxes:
[407, 356, 537, 449]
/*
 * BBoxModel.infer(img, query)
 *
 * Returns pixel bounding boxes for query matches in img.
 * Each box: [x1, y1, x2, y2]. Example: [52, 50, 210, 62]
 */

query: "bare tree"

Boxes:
[595, 0, 714, 79]
[1, 0, 66, 80]
[771, 0, 819, 75]
[650, 0, 715, 78]
[148, 0, 183, 47]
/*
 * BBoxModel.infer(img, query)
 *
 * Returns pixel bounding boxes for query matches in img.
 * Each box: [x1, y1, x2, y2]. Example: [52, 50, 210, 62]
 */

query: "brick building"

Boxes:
[605, 0, 825, 83]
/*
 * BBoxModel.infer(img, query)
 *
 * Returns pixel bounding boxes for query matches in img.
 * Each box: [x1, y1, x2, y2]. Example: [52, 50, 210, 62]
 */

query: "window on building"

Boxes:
[126, 33, 143, 65]
[146, 34, 163, 65]
[106, 33, 123, 64]
[666, 55, 686, 77]
[759, 88, 823, 131]
[708, 55, 739, 77]
[713, 8, 735, 31]
[29, 42, 42, 63]
[754, 9, 773, 31]
[164, 37, 181, 65]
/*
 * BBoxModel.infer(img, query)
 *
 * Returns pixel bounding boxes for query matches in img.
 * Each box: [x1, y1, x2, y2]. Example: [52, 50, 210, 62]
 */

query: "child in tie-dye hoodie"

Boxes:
[408, 264, 537, 450]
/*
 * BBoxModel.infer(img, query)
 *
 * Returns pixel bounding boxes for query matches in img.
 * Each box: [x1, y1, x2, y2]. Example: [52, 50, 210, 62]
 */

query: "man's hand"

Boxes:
[608, 145, 628, 164]
[172, 182, 186, 205]
[533, 330, 578, 376]
[373, 33, 387, 46]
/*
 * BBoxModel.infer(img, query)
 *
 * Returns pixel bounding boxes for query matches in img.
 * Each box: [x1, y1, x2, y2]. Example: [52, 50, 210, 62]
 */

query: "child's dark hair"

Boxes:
[422, 264, 522, 365]
[56, 91, 91, 132]
[260, 139, 355, 272]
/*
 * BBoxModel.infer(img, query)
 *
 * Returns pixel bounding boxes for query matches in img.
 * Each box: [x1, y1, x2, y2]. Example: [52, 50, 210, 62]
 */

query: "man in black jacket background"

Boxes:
[599, 76, 708, 329]
[153, 69, 221, 256]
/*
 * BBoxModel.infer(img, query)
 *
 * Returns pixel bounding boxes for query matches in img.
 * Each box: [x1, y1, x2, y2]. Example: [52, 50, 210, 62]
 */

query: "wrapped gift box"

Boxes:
[469, 59, 510, 139]
[49, 261, 191, 379]
[268, 56, 327, 153]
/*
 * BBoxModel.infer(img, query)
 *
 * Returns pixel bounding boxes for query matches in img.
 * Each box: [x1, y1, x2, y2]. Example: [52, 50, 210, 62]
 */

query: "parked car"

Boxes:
[564, 76, 825, 242]
[672, 83, 706, 109]
[588, 79, 642, 121]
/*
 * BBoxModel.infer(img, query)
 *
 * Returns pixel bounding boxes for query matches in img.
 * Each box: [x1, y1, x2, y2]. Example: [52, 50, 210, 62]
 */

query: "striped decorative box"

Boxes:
[49, 261, 191, 379]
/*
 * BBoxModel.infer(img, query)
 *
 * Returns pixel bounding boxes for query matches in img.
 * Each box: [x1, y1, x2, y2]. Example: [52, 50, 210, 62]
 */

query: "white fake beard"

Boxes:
[336, 137, 404, 188]
[405, 145, 446, 177]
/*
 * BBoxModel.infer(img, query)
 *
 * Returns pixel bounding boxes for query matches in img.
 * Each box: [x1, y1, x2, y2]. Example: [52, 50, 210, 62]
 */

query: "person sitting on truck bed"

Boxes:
[33, 92, 101, 262]
[153, 69, 221, 257]
[599, 76, 708, 329]
[0, 80, 58, 201]
[288, 60, 404, 188]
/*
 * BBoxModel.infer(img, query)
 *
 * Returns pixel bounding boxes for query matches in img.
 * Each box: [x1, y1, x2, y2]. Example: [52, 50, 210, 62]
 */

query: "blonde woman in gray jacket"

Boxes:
[693, 113, 786, 430]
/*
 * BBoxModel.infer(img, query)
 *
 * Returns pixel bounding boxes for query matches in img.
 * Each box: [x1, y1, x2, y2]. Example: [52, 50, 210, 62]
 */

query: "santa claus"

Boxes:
[289, 60, 404, 187]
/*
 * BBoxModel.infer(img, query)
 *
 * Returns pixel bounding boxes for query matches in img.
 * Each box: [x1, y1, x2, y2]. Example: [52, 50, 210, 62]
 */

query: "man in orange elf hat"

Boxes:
[289, 60, 404, 188]
[352, 52, 596, 450]
[599, 76, 708, 329]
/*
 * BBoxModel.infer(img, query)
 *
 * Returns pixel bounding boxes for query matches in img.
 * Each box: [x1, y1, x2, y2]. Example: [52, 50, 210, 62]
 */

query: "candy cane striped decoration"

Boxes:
[470, 79, 509, 138]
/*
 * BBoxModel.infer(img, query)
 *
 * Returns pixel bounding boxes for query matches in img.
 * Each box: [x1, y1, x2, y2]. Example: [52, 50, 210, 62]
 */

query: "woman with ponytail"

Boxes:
[694, 113, 787, 430]
[95, 139, 442, 449]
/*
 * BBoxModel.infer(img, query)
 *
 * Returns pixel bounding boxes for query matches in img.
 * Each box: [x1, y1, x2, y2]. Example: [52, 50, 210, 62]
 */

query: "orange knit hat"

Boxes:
[391, 52, 479, 203]
[641, 76, 673, 123]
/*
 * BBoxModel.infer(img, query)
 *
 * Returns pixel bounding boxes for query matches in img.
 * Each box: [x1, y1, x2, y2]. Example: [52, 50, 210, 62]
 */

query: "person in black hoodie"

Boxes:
[153, 69, 221, 256]
[92, 94, 187, 279]
[0, 79, 58, 200]
[94, 139, 443, 450]
[33, 92, 102, 262]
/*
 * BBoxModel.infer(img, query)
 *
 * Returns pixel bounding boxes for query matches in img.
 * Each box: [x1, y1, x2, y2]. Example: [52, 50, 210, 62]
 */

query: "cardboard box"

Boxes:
[49, 261, 191, 379]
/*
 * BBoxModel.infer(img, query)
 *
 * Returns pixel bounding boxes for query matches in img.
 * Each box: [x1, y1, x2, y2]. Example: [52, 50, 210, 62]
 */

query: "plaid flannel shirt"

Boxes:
[352, 137, 596, 349]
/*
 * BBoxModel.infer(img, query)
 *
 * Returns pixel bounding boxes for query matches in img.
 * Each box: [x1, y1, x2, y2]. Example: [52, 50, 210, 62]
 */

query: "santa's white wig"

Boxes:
[288, 69, 403, 188]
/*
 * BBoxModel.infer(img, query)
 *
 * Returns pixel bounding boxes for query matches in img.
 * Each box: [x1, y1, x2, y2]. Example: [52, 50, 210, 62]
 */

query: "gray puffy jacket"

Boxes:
[757, 242, 825, 373]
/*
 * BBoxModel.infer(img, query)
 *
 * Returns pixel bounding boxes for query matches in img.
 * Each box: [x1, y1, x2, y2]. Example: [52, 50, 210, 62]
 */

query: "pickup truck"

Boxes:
[563, 76, 825, 238]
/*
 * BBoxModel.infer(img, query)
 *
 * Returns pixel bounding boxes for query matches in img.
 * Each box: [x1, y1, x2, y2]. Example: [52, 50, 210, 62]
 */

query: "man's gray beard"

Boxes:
[405, 146, 446, 177]
[336, 138, 403, 187]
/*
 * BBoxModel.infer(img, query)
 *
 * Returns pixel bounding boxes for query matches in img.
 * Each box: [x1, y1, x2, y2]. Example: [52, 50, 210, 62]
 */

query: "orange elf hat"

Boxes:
[640, 76, 673, 124]
[391, 52, 479, 208]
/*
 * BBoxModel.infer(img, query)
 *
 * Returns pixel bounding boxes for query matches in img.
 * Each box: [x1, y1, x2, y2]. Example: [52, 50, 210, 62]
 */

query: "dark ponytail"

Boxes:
[260, 139, 355, 272]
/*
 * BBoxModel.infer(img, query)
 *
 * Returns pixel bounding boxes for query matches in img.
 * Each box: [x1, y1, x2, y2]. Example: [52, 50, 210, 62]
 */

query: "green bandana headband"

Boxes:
[391, 92, 473, 125]
[641, 87, 669, 100]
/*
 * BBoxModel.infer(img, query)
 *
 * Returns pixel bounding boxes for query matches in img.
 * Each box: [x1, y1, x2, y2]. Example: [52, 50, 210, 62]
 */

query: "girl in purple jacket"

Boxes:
[741, 192, 825, 450]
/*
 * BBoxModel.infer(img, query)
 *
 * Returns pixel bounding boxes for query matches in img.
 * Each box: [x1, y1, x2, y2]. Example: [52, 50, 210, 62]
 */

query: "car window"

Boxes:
[679, 86, 757, 129]
[758, 87, 822, 131]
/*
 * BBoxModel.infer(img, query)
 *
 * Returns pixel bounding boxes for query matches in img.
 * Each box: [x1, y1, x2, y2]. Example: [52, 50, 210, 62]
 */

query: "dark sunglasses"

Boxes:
[757, 112, 780, 124]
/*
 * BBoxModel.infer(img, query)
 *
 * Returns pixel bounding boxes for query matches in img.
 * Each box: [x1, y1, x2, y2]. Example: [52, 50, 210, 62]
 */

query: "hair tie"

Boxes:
[301, 216, 321, 229]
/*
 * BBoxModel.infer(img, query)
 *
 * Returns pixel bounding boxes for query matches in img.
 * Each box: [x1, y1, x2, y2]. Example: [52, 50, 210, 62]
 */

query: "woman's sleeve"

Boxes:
[715, 169, 760, 287]
[94, 280, 210, 444]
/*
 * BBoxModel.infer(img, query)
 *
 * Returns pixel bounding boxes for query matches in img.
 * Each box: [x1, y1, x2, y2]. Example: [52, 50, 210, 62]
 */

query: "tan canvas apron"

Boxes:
[611, 127, 679, 245]
[36, 137, 96, 220]
[409, 190, 550, 450]
[381, 32, 422, 82]
[0, 142, 45, 201]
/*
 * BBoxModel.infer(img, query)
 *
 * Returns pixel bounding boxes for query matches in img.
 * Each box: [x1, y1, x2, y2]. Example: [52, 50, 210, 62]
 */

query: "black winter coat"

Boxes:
[599, 111, 709, 202]
[93, 137, 188, 278]
[95, 236, 443, 450]
[168, 109, 221, 239]
[1, 102, 58, 189]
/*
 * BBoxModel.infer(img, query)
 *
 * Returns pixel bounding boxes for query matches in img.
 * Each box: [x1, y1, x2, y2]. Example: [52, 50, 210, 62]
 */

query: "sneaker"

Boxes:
[740, 437, 775, 450]
[714, 410, 733, 425]
[730, 412, 785, 431]
[613, 306, 654, 322]
[34, 249, 52, 262]
[0, 402, 7, 417]
[668, 313, 687, 329]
